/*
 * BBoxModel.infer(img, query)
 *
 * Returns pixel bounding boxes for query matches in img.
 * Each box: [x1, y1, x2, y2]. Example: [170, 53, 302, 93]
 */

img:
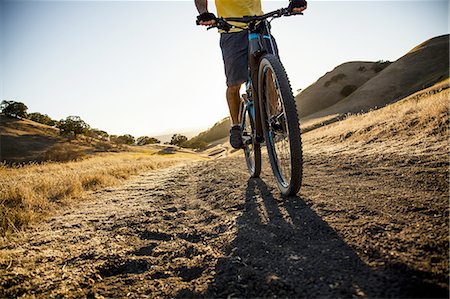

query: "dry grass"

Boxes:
[0, 149, 204, 237]
[41, 143, 88, 162]
[304, 80, 449, 157]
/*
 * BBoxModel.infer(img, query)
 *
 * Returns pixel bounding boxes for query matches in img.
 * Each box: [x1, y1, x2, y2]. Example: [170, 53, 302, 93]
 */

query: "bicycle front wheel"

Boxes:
[258, 54, 303, 196]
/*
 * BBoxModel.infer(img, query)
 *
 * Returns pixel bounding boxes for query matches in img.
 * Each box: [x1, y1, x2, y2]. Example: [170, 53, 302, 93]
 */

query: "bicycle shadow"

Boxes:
[194, 178, 447, 298]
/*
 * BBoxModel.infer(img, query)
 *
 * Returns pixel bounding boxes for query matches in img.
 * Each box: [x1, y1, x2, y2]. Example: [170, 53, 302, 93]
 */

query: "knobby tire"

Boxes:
[258, 54, 303, 196]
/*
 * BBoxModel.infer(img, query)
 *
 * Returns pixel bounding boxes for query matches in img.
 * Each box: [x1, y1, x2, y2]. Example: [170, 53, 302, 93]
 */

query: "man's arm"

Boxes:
[194, 0, 208, 14]
[194, 0, 216, 26]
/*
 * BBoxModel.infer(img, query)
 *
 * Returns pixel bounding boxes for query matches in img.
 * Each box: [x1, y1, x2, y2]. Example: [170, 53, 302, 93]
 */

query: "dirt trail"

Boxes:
[0, 151, 448, 298]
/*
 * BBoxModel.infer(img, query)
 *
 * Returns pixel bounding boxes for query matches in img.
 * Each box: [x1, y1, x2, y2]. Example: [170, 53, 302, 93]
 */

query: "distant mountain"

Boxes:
[299, 34, 449, 131]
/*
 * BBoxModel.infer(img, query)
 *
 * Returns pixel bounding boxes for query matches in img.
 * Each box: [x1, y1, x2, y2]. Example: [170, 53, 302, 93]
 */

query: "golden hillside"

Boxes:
[0, 114, 63, 163]
[304, 79, 449, 158]
[0, 114, 122, 164]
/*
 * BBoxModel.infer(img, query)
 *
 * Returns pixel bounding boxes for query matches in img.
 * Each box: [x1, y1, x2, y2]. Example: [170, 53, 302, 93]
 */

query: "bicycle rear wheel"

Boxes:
[258, 54, 303, 196]
[240, 98, 261, 178]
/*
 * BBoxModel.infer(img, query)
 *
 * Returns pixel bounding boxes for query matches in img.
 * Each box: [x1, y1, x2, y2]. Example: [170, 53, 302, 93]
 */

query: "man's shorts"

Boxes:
[220, 29, 279, 87]
[220, 30, 249, 87]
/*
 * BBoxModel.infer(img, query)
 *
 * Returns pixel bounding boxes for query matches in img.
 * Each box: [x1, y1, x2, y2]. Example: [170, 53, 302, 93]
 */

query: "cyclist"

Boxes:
[195, 0, 307, 149]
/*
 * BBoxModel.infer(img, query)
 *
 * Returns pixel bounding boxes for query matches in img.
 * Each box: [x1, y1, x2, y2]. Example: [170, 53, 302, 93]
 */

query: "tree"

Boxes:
[170, 134, 188, 147]
[113, 134, 135, 145]
[136, 136, 161, 146]
[119, 134, 135, 145]
[184, 139, 208, 150]
[109, 135, 118, 143]
[57, 116, 90, 138]
[27, 112, 56, 126]
[86, 128, 109, 140]
[1, 100, 28, 118]
[372, 60, 391, 73]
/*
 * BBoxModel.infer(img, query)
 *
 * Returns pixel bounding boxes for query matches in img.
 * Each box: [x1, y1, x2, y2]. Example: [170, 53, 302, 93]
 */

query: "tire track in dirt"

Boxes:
[0, 152, 448, 298]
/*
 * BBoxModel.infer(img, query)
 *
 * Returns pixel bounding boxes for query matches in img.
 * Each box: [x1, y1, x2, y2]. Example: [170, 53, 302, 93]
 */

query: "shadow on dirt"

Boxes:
[177, 178, 448, 298]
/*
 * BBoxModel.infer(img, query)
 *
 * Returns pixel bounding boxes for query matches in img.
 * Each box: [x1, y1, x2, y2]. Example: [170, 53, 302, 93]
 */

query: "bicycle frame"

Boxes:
[246, 21, 278, 140]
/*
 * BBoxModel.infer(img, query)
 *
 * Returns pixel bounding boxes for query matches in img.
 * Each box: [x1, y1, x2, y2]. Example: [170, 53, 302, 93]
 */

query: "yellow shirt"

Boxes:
[215, 0, 263, 32]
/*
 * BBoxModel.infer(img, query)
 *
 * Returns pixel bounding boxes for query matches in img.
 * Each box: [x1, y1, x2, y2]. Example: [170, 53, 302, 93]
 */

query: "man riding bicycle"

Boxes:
[195, 0, 307, 149]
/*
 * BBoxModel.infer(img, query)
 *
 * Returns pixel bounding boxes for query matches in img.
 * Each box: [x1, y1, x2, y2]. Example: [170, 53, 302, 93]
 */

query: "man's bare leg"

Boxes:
[226, 84, 242, 125]
[227, 83, 245, 148]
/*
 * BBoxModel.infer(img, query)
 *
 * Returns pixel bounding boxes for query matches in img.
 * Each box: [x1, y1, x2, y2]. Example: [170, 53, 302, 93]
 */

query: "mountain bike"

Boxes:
[198, 8, 303, 196]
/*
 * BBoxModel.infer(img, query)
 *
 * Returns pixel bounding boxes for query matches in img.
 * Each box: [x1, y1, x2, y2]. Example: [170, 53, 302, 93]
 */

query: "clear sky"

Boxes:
[1, 0, 448, 137]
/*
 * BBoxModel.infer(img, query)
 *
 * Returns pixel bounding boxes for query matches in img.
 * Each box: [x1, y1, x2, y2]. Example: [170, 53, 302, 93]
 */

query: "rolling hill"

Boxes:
[0, 114, 63, 163]
[295, 61, 388, 118]
[298, 34, 449, 131]
[0, 114, 121, 164]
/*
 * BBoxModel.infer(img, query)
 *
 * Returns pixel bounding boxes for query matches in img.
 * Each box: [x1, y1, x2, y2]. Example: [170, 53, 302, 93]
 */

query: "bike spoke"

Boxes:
[264, 68, 292, 187]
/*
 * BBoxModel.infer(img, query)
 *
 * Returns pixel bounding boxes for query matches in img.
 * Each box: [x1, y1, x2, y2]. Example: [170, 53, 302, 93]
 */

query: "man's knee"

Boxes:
[227, 83, 243, 98]
[227, 84, 241, 93]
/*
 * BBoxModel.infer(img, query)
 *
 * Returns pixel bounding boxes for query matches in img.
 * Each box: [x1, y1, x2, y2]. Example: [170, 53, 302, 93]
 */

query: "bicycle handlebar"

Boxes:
[196, 7, 302, 32]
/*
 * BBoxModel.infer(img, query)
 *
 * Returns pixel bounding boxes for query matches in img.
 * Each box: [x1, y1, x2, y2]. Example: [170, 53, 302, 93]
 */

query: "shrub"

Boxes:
[372, 60, 391, 73]
[324, 73, 346, 87]
[111, 134, 135, 145]
[27, 112, 56, 126]
[86, 129, 109, 140]
[136, 136, 161, 146]
[183, 139, 208, 150]
[170, 134, 188, 147]
[341, 85, 358, 97]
